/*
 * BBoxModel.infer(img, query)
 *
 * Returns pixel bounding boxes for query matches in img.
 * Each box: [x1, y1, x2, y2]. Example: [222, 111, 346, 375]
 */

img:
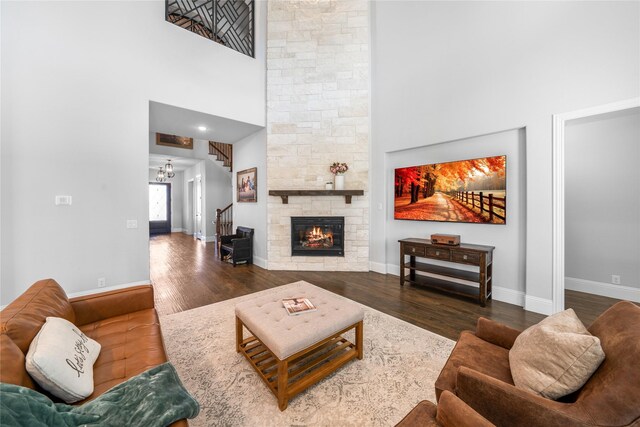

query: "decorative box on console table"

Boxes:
[399, 238, 494, 306]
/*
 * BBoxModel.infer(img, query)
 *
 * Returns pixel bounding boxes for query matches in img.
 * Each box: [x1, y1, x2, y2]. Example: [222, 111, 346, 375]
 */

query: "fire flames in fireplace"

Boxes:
[291, 216, 343, 256]
[301, 226, 334, 248]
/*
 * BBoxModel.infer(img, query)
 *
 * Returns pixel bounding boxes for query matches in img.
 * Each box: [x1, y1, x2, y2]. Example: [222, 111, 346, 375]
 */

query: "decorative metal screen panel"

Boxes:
[166, 0, 254, 57]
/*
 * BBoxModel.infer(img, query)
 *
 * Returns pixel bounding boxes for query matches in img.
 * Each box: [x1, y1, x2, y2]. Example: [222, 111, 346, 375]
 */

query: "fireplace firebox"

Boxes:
[291, 216, 344, 257]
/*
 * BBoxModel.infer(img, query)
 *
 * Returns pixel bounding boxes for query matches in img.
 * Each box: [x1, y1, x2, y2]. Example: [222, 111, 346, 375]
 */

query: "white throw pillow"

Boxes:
[509, 308, 605, 400]
[25, 317, 101, 403]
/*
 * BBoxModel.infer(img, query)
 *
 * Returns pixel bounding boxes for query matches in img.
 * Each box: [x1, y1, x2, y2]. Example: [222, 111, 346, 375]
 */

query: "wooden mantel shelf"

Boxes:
[269, 190, 364, 204]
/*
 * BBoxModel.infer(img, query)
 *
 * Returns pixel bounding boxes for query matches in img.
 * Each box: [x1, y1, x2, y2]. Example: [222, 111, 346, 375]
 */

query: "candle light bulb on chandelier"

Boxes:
[165, 159, 175, 178]
[156, 167, 166, 182]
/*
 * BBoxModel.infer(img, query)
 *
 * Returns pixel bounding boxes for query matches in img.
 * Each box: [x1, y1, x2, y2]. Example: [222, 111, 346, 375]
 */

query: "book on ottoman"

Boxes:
[282, 297, 317, 315]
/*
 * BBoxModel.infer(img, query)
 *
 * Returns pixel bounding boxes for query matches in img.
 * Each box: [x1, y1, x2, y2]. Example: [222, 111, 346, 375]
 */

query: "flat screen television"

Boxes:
[394, 155, 507, 224]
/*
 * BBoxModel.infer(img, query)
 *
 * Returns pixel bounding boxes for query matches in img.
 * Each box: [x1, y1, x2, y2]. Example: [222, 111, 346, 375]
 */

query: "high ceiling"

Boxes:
[149, 101, 263, 144]
[148, 154, 200, 173]
[148, 101, 263, 173]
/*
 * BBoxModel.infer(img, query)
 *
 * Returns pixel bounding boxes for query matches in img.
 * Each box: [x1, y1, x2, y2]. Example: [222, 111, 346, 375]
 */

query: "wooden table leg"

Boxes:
[479, 253, 487, 307]
[400, 243, 405, 286]
[277, 359, 289, 411]
[235, 316, 243, 353]
[356, 321, 364, 360]
[409, 255, 416, 282]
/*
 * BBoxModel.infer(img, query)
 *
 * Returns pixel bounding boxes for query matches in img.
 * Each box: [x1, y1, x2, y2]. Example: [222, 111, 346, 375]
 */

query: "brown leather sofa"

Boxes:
[0, 278, 187, 427]
[395, 390, 494, 427]
[434, 301, 640, 427]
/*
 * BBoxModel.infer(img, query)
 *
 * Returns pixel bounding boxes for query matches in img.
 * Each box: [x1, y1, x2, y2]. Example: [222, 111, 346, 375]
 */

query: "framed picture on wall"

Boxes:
[156, 133, 193, 150]
[394, 155, 507, 224]
[237, 167, 257, 203]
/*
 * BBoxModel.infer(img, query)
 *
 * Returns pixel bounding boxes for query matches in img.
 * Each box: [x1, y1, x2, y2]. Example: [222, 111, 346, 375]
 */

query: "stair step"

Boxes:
[209, 140, 233, 172]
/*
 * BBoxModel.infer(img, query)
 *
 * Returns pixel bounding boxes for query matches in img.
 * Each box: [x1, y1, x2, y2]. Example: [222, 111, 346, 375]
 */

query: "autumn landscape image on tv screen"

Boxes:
[394, 155, 507, 224]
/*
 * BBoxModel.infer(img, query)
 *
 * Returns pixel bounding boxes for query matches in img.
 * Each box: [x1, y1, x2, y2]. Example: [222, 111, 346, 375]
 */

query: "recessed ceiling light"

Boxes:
[198, 126, 207, 131]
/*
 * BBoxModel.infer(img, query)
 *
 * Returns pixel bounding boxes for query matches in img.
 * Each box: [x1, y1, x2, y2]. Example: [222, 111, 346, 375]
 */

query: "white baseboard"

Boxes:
[386, 264, 401, 277]
[201, 235, 216, 243]
[525, 295, 553, 315]
[253, 256, 267, 269]
[492, 287, 525, 307]
[67, 280, 151, 299]
[273, 258, 548, 315]
[565, 277, 640, 302]
[384, 263, 527, 308]
[171, 228, 184, 233]
[369, 261, 387, 274]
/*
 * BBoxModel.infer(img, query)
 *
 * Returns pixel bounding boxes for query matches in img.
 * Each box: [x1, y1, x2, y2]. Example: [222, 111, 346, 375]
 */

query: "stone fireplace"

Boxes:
[291, 217, 344, 257]
[266, 0, 370, 271]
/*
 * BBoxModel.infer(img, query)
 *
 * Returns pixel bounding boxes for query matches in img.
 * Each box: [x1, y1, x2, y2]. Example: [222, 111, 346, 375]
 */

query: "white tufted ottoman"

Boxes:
[235, 281, 364, 410]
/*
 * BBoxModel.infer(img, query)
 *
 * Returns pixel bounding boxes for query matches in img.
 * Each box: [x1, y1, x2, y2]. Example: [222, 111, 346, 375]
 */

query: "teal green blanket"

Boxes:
[0, 362, 199, 427]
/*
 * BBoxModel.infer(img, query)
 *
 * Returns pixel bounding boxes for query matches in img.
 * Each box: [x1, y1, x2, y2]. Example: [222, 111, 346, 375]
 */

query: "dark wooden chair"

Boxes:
[219, 226, 254, 266]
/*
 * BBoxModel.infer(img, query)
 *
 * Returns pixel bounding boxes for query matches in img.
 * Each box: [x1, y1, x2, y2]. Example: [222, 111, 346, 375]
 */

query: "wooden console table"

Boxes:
[399, 238, 494, 306]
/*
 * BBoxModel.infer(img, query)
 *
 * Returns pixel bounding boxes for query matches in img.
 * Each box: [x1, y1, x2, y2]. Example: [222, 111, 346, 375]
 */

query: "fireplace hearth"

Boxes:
[291, 216, 344, 256]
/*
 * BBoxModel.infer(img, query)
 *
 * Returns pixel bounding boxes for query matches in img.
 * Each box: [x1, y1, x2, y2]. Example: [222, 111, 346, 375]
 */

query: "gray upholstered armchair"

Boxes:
[219, 226, 254, 266]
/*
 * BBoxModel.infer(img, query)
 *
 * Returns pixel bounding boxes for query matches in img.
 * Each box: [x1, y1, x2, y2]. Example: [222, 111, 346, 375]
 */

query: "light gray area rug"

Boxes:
[160, 281, 455, 426]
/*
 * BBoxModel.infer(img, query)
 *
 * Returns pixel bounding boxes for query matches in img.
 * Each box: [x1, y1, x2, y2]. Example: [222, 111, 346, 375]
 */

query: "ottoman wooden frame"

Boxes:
[236, 316, 363, 410]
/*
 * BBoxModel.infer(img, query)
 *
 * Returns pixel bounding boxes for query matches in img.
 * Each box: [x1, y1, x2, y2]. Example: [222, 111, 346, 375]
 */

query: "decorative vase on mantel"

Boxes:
[330, 162, 349, 191]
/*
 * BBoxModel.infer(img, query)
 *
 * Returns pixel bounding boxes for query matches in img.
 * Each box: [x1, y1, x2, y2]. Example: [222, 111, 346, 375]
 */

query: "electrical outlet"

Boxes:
[126, 220, 138, 229]
[55, 195, 72, 206]
[98, 278, 106, 288]
[611, 275, 621, 285]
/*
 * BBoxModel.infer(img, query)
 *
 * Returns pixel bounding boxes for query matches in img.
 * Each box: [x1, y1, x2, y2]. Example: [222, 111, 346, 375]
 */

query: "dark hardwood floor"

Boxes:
[565, 289, 622, 327]
[150, 233, 622, 341]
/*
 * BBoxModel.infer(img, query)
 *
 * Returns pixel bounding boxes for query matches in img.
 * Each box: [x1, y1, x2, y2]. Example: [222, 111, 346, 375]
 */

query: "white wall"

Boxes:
[147, 169, 184, 231]
[182, 165, 201, 236]
[184, 162, 206, 238]
[204, 159, 232, 240]
[565, 108, 640, 296]
[233, 129, 267, 267]
[169, 172, 185, 232]
[386, 129, 526, 305]
[371, 1, 640, 313]
[180, 159, 231, 241]
[171, 171, 184, 231]
[184, 179, 194, 235]
[0, 0, 266, 304]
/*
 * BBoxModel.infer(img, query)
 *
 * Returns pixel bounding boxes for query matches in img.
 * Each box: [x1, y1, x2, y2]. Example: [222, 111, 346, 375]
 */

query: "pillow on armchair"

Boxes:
[509, 308, 605, 399]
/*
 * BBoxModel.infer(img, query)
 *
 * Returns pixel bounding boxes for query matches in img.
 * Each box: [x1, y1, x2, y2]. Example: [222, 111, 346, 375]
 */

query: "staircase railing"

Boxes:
[209, 141, 233, 171]
[215, 203, 233, 247]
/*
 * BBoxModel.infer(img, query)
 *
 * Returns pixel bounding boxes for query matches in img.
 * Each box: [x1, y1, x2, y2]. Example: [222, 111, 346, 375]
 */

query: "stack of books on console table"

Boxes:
[282, 297, 317, 316]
